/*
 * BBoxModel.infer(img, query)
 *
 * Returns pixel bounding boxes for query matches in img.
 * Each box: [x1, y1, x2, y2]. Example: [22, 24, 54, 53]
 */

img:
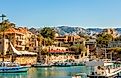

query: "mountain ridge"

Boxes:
[29, 26, 121, 36]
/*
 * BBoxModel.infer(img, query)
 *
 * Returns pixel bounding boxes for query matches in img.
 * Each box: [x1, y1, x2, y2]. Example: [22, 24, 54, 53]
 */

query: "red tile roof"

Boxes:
[4, 28, 23, 35]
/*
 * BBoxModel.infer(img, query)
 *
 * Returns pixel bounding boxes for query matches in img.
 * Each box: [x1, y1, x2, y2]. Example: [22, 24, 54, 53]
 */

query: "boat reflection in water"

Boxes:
[0, 72, 28, 78]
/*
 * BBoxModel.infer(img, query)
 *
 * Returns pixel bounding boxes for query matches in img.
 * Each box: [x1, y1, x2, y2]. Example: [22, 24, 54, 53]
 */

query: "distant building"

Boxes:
[54, 35, 84, 42]
[102, 28, 118, 38]
[85, 39, 96, 52]
[108, 41, 121, 48]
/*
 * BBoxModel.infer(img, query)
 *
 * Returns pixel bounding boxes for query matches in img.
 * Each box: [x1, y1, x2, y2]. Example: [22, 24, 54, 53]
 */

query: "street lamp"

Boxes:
[0, 14, 6, 22]
[0, 14, 6, 61]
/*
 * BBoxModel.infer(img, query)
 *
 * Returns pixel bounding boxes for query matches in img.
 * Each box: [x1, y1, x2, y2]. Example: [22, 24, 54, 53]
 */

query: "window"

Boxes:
[85, 52, 87, 56]
[75, 56, 79, 59]
[81, 53, 83, 57]
[34, 48, 36, 50]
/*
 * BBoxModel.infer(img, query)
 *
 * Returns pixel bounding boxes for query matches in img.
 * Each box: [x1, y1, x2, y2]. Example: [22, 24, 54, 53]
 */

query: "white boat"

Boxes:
[87, 59, 121, 78]
[0, 62, 29, 73]
[72, 59, 121, 78]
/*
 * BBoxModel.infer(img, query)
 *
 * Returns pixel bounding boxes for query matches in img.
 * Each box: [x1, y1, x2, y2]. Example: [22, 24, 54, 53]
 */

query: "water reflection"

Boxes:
[0, 72, 28, 78]
[0, 66, 90, 78]
[29, 66, 87, 78]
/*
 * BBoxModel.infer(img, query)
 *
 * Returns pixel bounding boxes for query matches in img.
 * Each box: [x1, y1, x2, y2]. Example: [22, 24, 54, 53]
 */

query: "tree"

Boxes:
[43, 38, 54, 46]
[39, 27, 56, 46]
[40, 27, 56, 40]
[96, 33, 113, 47]
[115, 35, 121, 41]
[78, 31, 89, 40]
[69, 44, 86, 54]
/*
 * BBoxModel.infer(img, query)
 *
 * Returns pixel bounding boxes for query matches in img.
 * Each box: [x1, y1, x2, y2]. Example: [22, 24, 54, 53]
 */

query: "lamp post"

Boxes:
[0, 14, 6, 21]
[0, 14, 6, 61]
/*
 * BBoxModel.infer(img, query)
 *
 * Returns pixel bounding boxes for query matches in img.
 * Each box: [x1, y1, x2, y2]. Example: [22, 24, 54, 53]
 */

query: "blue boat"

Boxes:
[0, 62, 29, 73]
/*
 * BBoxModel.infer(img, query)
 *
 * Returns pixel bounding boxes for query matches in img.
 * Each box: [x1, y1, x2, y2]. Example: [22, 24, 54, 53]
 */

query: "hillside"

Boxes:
[29, 26, 121, 36]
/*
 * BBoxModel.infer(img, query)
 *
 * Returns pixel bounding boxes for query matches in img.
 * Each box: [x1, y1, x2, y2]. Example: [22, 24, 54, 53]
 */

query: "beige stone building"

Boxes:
[0, 27, 38, 65]
[18, 27, 38, 52]
[0, 27, 39, 53]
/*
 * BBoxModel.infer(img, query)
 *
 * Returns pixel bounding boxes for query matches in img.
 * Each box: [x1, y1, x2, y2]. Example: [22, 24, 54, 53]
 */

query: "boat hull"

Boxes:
[0, 66, 29, 73]
[32, 65, 52, 67]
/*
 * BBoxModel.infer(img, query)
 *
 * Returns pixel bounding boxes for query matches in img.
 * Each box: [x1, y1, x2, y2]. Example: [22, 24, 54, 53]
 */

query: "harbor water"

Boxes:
[0, 66, 120, 78]
[0, 66, 91, 78]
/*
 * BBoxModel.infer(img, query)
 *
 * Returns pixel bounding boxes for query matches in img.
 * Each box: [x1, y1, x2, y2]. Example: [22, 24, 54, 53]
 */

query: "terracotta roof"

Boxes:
[18, 27, 34, 35]
[4, 28, 23, 35]
[18, 27, 28, 34]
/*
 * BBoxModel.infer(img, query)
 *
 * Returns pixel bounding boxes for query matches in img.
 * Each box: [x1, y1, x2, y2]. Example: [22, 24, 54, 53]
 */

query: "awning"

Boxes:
[10, 42, 22, 55]
[10, 42, 37, 55]
[19, 51, 37, 55]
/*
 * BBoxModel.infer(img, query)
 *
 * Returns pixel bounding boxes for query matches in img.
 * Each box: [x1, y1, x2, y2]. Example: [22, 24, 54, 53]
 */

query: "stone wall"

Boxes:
[0, 56, 37, 65]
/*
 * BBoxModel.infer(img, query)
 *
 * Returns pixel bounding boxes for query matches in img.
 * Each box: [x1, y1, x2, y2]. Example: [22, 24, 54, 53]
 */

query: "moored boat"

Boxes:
[0, 62, 29, 73]
[87, 59, 121, 78]
[31, 63, 52, 67]
[72, 59, 121, 78]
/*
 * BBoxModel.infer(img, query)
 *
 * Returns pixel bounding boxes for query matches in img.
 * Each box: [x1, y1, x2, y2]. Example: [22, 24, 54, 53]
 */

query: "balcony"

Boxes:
[16, 38, 24, 42]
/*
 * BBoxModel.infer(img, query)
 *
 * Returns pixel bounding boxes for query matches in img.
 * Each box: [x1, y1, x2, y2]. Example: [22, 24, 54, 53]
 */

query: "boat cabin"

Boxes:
[0, 62, 20, 67]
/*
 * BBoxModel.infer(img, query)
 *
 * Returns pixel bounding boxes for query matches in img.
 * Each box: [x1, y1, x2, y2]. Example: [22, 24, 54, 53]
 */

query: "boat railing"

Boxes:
[96, 65, 121, 76]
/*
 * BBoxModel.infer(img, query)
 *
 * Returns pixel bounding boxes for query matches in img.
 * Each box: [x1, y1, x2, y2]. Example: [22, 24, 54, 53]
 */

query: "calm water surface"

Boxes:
[0, 66, 90, 78]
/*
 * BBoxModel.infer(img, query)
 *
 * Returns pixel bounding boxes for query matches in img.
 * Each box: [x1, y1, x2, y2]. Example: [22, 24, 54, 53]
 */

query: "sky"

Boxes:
[0, 0, 121, 28]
